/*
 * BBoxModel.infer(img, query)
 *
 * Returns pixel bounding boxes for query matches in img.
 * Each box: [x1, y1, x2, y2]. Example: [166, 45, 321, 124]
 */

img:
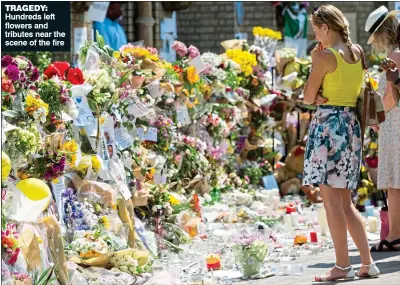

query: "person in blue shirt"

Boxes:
[93, 2, 128, 51]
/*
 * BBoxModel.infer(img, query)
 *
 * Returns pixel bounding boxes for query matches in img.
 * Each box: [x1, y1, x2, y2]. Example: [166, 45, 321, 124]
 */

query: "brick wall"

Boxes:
[176, 1, 389, 55]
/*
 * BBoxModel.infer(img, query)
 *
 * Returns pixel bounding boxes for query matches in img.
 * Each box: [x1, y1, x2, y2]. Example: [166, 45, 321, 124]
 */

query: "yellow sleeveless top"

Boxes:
[321, 48, 364, 107]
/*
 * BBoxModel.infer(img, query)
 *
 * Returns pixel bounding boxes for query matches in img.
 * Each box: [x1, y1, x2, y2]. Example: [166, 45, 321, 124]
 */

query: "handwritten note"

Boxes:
[70, 84, 95, 127]
[115, 127, 134, 150]
[127, 100, 150, 118]
[109, 160, 132, 200]
[176, 106, 191, 127]
[136, 127, 158, 142]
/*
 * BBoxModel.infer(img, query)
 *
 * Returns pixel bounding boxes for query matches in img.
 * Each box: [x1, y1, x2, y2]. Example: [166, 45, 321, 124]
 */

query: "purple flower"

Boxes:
[172, 41, 188, 57]
[188, 45, 200, 59]
[4, 65, 19, 82]
[1, 55, 14, 67]
[30, 67, 39, 81]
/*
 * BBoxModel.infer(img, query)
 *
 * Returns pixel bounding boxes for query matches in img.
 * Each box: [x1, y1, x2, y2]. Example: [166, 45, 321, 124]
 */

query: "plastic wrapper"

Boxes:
[40, 216, 69, 285]
[76, 266, 138, 285]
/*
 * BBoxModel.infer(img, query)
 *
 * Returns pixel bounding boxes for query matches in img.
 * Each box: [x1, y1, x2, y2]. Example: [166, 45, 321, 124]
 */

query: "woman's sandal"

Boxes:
[356, 263, 380, 278]
[314, 265, 355, 282]
[370, 238, 400, 252]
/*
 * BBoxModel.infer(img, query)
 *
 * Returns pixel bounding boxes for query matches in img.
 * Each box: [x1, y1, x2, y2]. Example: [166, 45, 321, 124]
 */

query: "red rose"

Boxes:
[53, 61, 70, 79]
[43, 64, 61, 79]
[1, 78, 15, 94]
[293, 146, 305, 156]
[67, 68, 84, 85]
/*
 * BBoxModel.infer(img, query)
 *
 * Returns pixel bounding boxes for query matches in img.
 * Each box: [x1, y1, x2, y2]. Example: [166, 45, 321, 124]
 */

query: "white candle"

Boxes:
[317, 206, 329, 236]
[273, 196, 280, 211]
[368, 216, 378, 233]
[291, 212, 299, 226]
[284, 214, 292, 227]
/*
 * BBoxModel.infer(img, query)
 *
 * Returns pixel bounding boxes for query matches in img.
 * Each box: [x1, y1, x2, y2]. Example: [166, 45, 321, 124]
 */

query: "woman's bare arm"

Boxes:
[303, 51, 329, 105]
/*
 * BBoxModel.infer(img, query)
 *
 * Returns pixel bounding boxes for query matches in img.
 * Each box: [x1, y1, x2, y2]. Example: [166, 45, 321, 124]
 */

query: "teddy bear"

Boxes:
[274, 145, 322, 203]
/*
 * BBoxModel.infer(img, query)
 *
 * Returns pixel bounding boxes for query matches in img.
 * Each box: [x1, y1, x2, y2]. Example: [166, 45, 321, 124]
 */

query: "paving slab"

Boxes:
[236, 247, 400, 285]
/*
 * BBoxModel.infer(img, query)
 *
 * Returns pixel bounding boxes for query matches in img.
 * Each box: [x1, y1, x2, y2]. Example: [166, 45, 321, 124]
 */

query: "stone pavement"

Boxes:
[237, 246, 400, 285]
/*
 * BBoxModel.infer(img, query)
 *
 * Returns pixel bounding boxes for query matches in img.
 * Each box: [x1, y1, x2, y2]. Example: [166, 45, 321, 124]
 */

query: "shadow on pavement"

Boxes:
[308, 251, 400, 275]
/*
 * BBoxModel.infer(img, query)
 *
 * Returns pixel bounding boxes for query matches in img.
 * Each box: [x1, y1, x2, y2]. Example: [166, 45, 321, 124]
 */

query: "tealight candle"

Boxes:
[291, 212, 299, 226]
[368, 216, 378, 233]
[286, 204, 297, 214]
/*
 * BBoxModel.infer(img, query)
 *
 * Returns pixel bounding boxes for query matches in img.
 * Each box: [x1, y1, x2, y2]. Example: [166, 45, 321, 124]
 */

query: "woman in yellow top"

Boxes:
[302, 5, 380, 282]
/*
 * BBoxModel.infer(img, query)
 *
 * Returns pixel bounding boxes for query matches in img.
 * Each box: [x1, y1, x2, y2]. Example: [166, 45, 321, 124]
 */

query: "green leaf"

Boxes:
[2, 110, 21, 118]
[118, 70, 134, 87]
[96, 31, 105, 49]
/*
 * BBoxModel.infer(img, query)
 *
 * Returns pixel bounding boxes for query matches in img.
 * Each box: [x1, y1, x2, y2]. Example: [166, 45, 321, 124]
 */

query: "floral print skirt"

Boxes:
[303, 106, 362, 190]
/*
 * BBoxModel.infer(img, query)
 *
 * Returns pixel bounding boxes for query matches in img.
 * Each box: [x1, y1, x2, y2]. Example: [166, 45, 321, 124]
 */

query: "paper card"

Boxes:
[190, 55, 206, 73]
[71, 84, 95, 126]
[136, 127, 145, 141]
[154, 167, 167, 185]
[155, 155, 167, 170]
[84, 120, 99, 137]
[262, 175, 279, 190]
[83, 47, 100, 72]
[118, 183, 132, 200]
[145, 127, 158, 142]
[115, 127, 134, 150]
[127, 100, 150, 118]
[147, 80, 163, 99]
[51, 177, 66, 219]
[88, 2, 110, 22]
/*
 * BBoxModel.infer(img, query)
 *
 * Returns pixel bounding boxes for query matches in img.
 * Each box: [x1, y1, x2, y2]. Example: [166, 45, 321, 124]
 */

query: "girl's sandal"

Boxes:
[356, 263, 380, 278]
[315, 265, 355, 282]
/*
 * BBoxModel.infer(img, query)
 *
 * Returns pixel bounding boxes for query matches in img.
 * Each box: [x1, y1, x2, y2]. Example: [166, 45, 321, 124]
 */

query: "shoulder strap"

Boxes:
[355, 44, 367, 70]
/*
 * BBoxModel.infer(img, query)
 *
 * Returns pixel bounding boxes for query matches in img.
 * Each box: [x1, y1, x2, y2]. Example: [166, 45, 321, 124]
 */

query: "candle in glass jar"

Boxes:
[368, 216, 378, 233]
[310, 232, 318, 243]
[317, 206, 329, 236]
[273, 196, 280, 211]
[284, 214, 292, 227]
[291, 212, 299, 226]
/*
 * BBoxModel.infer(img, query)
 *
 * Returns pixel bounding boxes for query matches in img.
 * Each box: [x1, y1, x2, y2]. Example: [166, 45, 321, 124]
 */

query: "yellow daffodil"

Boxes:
[169, 194, 180, 206]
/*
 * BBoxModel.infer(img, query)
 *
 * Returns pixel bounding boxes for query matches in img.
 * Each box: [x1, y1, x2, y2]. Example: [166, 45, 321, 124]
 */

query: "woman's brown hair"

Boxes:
[370, 14, 399, 53]
[310, 5, 356, 61]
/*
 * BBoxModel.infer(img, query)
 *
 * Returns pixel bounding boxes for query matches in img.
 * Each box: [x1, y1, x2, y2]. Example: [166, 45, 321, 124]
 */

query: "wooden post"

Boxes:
[136, 1, 155, 46]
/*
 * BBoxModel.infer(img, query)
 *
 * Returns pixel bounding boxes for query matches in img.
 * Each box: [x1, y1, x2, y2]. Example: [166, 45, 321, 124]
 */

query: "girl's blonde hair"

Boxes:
[310, 5, 356, 61]
[370, 14, 399, 54]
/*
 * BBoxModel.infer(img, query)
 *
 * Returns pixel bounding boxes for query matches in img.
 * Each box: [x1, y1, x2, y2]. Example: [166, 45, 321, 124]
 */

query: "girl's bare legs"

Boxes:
[387, 188, 400, 243]
[341, 190, 373, 274]
[316, 185, 351, 281]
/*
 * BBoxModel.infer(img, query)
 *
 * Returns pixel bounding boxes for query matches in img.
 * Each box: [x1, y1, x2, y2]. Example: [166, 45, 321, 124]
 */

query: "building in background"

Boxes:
[52, 1, 394, 63]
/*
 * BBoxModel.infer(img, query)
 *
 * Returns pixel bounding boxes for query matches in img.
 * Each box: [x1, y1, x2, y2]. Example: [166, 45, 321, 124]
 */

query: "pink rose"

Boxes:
[188, 45, 200, 59]
[172, 41, 188, 57]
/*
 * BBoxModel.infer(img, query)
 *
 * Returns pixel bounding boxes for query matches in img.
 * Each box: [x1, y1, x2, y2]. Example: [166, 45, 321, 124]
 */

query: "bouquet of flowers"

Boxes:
[1, 223, 21, 266]
[252, 26, 282, 57]
[1, 55, 39, 93]
[232, 230, 268, 277]
[75, 155, 102, 179]
[3, 125, 39, 166]
[109, 248, 151, 275]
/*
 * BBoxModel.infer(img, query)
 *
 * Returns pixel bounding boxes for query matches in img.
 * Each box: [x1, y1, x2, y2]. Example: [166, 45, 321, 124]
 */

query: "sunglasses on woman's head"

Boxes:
[312, 6, 319, 15]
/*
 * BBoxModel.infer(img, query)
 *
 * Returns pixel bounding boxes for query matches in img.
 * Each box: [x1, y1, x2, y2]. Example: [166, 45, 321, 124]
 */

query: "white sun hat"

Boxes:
[365, 5, 400, 45]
